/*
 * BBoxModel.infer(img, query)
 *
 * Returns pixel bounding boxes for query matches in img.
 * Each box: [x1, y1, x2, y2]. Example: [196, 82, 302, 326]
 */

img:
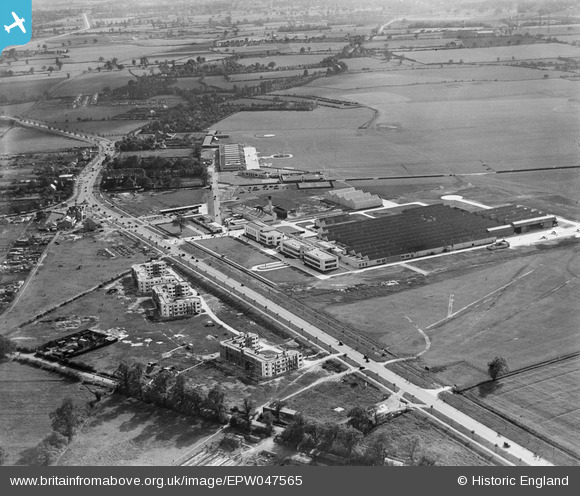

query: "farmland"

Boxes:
[399, 43, 580, 64]
[466, 355, 580, 459]
[213, 69, 580, 178]
[0, 361, 94, 465]
[0, 127, 88, 155]
[56, 395, 220, 466]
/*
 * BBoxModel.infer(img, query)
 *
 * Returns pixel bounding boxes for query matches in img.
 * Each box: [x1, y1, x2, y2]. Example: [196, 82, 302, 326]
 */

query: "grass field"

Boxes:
[365, 410, 493, 466]
[51, 71, 137, 97]
[0, 360, 94, 465]
[28, 101, 131, 123]
[194, 237, 276, 268]
[58, 120, 150, 137]
[108, 188, 208, 218]
[0, 76, 65, 103]
[284, 373, 384, 423]
[2, 230, 149, 333]
[399, 43, 580, 64]
[468, 356, 580, 458]
[0, 127, 88, 155]
[57, 394, 219, 465]
[318, 242, 580, 389]
[213, 70, 580, 178]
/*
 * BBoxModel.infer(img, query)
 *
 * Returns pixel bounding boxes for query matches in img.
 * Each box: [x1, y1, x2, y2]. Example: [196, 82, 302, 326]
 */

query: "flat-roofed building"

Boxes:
[244, 221, 284, 246]
[218, 144, 245, 171]
[280, 238, 308, 258]
[220, 333, 303, 378]
[152, 282, 201, 318]
[303, 247, 339, 272]
[131, 261, 180, 293]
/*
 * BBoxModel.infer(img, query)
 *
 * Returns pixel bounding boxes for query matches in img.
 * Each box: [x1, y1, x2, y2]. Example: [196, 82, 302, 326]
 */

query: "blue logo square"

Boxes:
[0, 0, 32, 55]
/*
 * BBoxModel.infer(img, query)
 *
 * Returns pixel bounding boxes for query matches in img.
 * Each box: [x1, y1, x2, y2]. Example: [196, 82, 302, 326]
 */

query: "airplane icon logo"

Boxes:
[5, 12, 26, 34]
[0, 2, 32, 55]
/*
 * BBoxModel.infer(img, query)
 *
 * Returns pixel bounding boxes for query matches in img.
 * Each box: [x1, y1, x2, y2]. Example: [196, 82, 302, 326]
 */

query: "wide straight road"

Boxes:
[13, 117, 554, 467]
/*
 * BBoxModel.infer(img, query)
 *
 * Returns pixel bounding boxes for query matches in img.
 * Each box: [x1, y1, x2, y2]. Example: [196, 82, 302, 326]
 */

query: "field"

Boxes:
[365, 410, 493, 466]
[213, 67, 580, 178]
[194, 237, 277, 268]
[118, 149, 193, 158]
[0, 76, 65, 103]
[312, 242, 580, 388]
[51, 71, 137, 97]
[57, 394, 220, 466]
[58, 120, 150, 137]
[28, 101, 131, 123]
[0, 127, 88, 155]
[2, 230, 150, 334]
[13, 276, 226, 374]
[285, 372, 385, 423]
[399, 43, 580, 64]
[108, 188, 208, 218]
[467, 356, 580, 459]
[0, 360, 95, 465]
[236, 54, 331, 67]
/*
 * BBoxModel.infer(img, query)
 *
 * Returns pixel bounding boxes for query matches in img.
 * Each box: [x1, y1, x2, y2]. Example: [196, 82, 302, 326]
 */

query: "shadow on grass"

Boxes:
[86, 393, 220, 449]
[478, 381, 504, 398]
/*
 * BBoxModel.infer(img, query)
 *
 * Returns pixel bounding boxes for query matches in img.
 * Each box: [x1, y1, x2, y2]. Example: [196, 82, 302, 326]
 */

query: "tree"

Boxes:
[49, 398, 88, 440]
[0, 335, 15, 359]
[488, 357, 509, 381]
[0, 447, 6, 465]
[241, 396, 256, 430]
[347, 406, 374, 434]
[16, 432, 68, 466]
[271, 399, 286, 421]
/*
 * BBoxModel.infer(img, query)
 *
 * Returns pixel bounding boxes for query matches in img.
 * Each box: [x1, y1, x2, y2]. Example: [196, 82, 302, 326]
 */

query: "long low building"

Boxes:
[324, 187, 383, 210]
[318, 203, 557, 269]
[220, 333, 303, 378]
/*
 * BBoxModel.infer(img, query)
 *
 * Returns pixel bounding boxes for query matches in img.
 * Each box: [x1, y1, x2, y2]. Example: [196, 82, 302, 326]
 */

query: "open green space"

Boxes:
[285, 373, 384, 423]
[57, 394, 218, 466]
[108, 188, 208, 218]
[399, 43, 580, 64]
[468, 356, 580, 459]
[316, 243, 580, 390]
[0, 360, 94, 465]
[194, 237, 276, 268]
[0, 127, 88, 155]
[2, 230, 149, 333]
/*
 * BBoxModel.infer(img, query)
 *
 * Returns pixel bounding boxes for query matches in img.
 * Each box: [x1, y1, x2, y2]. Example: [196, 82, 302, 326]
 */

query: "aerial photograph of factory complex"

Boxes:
[0, 0, 578, 471]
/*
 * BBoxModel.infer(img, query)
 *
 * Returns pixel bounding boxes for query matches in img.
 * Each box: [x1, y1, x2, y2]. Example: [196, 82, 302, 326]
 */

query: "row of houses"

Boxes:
[131, 261, 201, 318]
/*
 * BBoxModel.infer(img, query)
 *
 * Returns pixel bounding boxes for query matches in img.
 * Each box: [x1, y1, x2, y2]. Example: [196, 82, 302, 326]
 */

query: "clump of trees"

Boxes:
[0, 335, 15, 359]
[488, 357, 509, 381]
[114, 363, 229, 424]
[102, 154, 207, 190]
[17, 397, 88, 465]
